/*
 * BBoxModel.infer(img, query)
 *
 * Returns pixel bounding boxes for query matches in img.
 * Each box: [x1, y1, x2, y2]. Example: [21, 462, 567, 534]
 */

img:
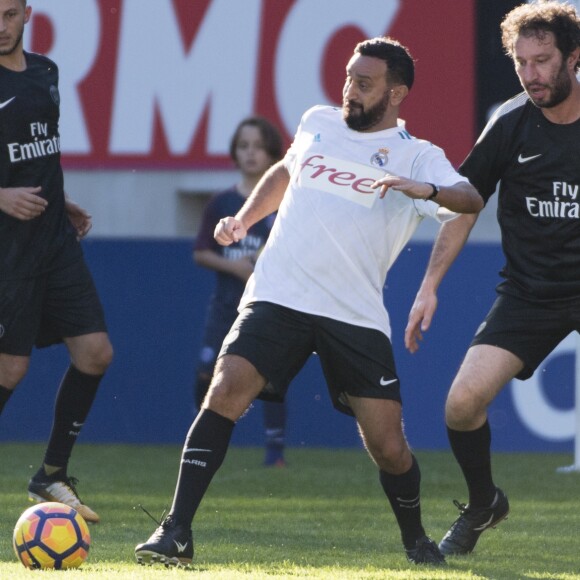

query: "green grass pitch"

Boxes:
[1, 443, 579, 579]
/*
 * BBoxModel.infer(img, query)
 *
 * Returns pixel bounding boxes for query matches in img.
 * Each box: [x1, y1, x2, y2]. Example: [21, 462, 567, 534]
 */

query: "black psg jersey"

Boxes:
[460, 93, 580, 301]
[0, 51, 81, 280]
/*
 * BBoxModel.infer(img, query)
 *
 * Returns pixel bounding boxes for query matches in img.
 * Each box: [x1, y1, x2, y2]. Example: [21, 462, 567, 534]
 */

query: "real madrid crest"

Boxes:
[370, 147, 389, 167]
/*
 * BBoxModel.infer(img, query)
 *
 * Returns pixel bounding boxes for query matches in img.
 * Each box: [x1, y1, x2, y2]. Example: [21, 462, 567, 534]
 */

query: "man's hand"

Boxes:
[405, 289, 438, 353]
[214, 216, 247, 246]
[65, 199, 92, 238]
[372, 174, 433, 200]
[0, 186, 46, 220]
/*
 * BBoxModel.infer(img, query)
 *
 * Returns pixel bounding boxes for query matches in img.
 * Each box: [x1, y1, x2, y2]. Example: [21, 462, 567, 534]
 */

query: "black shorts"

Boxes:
[471, 292, 580, 380]
[0, 255, 107, 356]
[219, 301, 401, 416]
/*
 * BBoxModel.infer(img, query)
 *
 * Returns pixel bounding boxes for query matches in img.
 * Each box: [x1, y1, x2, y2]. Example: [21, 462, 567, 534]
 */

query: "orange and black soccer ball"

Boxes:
[13, 502, 90, 570]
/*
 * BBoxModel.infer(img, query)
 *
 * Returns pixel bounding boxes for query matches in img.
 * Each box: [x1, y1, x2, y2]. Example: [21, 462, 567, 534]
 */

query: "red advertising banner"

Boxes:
[26, 0, 474, 169]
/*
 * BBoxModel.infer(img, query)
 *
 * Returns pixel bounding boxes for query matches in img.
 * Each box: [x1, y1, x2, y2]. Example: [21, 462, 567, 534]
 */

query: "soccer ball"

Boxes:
[13, 502, 91, 569]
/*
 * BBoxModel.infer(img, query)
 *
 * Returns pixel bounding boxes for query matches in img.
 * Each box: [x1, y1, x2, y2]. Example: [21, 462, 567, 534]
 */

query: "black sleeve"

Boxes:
[459, 120, 507, 205]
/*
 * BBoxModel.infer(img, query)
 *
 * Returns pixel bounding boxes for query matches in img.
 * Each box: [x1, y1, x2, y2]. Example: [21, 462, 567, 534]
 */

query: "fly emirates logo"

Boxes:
[296, 154, 384, 208]
[7, 122, 60, 163]
[526, 181, 580, 218]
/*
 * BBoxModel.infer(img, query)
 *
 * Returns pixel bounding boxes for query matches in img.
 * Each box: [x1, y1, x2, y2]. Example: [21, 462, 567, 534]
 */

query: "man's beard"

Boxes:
[0, 27, 24, 57]
[343, 93, 389, 131]
[526, 59, 572, 109]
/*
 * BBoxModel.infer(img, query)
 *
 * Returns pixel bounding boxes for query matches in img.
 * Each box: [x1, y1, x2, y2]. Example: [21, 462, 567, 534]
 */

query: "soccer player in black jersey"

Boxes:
[406, 1, 580, 557]
[0, 0, 112, 523]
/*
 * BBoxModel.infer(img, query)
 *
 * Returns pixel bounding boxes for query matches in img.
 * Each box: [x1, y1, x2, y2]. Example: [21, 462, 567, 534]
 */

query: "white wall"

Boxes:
[64, 169, 238, 238]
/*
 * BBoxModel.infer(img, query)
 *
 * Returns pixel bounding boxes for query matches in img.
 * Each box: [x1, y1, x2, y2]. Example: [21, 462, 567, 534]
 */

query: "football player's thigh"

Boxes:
[447, 344, 522, 419]
[350, 396, 405, 443]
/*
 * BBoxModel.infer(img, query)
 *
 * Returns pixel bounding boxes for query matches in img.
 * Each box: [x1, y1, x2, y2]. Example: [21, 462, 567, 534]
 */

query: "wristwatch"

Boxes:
[426, 183, 440, 201]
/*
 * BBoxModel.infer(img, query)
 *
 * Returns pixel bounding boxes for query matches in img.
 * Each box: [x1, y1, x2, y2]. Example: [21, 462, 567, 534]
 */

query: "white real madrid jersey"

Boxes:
[240, 105, 467, 338]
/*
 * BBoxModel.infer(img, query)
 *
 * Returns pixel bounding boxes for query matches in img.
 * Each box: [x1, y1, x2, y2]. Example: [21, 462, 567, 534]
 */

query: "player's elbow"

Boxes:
[469, 192, 485, 213]
[464, 183, 484, 213]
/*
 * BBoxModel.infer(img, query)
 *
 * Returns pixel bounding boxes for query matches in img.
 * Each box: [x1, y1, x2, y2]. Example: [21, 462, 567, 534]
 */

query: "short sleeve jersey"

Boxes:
[240, 105, 468, 338]
[459, 93, 580, 300]
[0, 51, 80, 281]
[195, 187, 272, 311]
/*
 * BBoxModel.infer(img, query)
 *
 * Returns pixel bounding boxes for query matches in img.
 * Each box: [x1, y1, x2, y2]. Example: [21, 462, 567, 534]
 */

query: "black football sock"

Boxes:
[263, 400, 286, 453]
[379, 455, 426, 550]
[42, 365, 103, 471]
[0, 385, 14, 415]
[170, 408, 234, 527]
[447, 421, 496, 508]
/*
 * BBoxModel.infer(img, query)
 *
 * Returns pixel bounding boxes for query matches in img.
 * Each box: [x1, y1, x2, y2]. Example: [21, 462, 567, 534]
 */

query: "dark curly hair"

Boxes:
[501, 1, 580, 71]
[354, 36, 415, 89]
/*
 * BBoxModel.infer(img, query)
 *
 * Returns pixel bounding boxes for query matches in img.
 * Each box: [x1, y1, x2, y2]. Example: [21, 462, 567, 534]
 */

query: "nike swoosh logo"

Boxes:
[173, 540, 188, 553]
[184, 448, 212, 453]
[473, 514, 494, 531]
[380, 377, 398, 386]
[0, 97, 15, 109]
[517, 153, 542, 164]
[72, 421, 84, 428]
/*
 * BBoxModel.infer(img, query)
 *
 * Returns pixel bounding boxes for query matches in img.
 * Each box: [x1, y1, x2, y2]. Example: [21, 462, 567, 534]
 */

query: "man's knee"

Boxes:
[445, 383, 484, 428]
[98, 339, 114, 369]
[205, 371, 251, 409]
[86, 337, 113, 373]
[204, 355, 267, 421]
[367, 436, 411, 474]
[67, 333, 113, 375]
[0, 355, 30, 389]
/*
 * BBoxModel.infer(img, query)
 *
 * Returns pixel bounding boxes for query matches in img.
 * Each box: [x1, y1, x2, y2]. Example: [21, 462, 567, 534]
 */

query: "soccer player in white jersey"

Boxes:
[406, 1, 580, 558]
[135, 36, 483, 568]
